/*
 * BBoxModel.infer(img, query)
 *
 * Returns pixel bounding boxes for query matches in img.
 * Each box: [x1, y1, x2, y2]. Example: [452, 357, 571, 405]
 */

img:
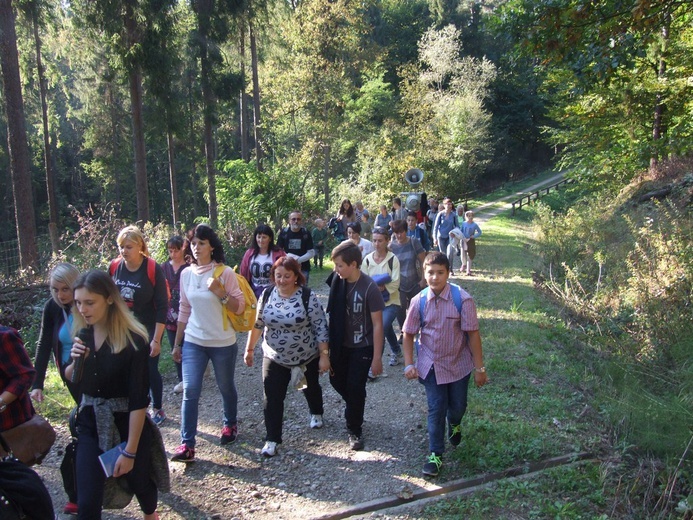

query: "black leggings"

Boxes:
[76, 406, 157, 519]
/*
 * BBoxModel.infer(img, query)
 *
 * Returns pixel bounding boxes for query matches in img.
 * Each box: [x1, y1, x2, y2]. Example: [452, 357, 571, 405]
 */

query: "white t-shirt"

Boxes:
[250, 253, 273, 291]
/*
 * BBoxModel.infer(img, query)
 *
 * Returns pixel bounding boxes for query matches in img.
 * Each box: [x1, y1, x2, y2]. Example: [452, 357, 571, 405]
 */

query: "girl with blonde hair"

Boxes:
[67, 269, 163, 519]
[111, 224, 169, 426]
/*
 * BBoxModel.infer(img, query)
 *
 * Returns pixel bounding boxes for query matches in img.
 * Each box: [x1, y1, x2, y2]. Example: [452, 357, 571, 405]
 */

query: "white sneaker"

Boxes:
[173, 381, 184, 394]
[261, 441, 277, 457]
[389, 354, 402, 366]
[310, 414, 324, 429]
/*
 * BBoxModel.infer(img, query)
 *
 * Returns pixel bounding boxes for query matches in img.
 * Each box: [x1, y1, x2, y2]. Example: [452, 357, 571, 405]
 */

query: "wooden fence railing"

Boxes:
[511, 178, 573, 215]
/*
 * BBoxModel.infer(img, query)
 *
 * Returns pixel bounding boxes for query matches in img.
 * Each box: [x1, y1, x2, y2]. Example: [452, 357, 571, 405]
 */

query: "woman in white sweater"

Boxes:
[171, 224, 246, 462]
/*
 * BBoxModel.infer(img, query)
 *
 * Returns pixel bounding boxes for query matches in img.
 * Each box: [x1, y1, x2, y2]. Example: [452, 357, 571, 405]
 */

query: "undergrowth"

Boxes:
[530, 158, 693, 517]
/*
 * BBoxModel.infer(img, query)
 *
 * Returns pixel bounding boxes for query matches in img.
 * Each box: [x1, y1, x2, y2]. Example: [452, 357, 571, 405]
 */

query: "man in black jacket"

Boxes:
[277, 211, 315, 282]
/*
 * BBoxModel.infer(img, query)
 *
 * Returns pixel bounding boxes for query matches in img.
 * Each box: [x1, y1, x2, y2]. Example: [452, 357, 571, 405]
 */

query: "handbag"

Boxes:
[0, 413, 56, 466]
[0, 432, 55, 520]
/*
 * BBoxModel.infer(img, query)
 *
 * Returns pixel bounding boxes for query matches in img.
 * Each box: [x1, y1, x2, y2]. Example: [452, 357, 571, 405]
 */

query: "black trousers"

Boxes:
[262, 356, 323, 443]
[76, 406, 157, 519]
[329, 345, 373, 437]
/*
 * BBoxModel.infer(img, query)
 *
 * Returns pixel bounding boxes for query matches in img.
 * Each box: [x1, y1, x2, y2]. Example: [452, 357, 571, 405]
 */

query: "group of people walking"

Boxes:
[13, 200, 487, 519]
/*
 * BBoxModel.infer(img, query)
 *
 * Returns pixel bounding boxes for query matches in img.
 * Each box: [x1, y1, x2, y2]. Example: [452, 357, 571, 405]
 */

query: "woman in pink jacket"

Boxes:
[239, 224, 286, 299]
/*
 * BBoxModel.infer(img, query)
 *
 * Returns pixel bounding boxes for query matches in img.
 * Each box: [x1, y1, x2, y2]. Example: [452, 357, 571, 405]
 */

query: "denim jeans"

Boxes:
[382, 304, 401, 356]
[181, 341, 238, 448]
[329, 345, 373, 437]
[420, 368, 470, 454]
[262, 356, 323, 443]
[437, 236, 450, 254]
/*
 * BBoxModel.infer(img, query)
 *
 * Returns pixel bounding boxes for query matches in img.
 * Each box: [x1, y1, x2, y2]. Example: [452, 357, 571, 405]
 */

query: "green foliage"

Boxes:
[216, 159, 323, 232]
[532, 162, 693, 459]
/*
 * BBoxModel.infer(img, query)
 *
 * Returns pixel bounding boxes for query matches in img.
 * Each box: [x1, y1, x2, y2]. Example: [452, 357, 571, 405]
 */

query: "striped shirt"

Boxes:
[402, 284, 479, 384]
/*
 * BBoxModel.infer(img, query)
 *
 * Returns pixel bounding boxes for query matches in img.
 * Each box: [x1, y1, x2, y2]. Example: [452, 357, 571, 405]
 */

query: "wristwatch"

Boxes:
[320, 349, 330, 356]
[0, 397, 7, 413]
[475, 366, 486, 373]
[220, 294, 229, 305]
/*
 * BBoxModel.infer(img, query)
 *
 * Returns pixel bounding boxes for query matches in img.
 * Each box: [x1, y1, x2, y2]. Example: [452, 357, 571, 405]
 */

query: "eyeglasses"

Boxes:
[290, 217, 302, 222]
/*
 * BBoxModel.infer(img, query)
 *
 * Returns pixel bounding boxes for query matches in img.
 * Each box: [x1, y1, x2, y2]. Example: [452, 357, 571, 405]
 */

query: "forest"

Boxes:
[2, 0, 692, 515]
[2, 0, 689, 271]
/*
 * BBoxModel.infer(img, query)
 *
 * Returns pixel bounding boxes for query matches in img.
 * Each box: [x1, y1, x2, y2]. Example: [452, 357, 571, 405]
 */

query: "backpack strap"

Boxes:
[213, 264, 229, 330]
[109, 258, 121, 277]
[146, 257, 156, 286]
[301, 286, 311, 313]
[259, 285, 274, 310]
[418, 284, 462, 329]
[388, 255, 394, 272]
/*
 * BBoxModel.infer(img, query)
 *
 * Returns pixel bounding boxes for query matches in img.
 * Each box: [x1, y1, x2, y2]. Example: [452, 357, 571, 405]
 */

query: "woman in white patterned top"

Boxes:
[244, 257, 330, 458]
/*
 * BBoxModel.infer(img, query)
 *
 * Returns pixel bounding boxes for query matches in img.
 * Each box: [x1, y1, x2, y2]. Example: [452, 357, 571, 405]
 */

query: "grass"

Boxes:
[411, 209, 615, 516]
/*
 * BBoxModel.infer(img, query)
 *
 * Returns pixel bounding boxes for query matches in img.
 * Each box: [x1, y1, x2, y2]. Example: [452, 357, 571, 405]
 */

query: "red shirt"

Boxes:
[0, 326, 36, 432]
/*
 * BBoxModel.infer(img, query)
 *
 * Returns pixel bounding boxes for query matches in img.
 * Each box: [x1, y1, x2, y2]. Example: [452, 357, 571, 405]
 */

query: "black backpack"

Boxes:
[0, 433, 55, 520]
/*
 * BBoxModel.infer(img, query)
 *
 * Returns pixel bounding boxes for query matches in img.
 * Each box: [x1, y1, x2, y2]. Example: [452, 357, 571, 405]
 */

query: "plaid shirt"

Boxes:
[0, 326, 36, 432]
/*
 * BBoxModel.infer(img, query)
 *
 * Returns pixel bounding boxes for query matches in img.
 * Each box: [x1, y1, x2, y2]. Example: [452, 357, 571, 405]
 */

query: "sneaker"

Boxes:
[448, 422, 462, 447]
[173, 381, 184, 394]
[388, 353, 402, 366]
[63, 502, 78, 515]
[261, 441, 278, 458]
[422, 452, 442, 477]
[151, 409, 167, 427]
[348, 434, 364, 451]
[220, 424, 238, 445]
[171, 444, 195, 462]
[310, 414, 324, 429]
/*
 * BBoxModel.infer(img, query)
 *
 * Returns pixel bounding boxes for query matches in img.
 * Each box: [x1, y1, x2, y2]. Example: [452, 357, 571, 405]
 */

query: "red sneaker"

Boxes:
[63, 501, 78, 515]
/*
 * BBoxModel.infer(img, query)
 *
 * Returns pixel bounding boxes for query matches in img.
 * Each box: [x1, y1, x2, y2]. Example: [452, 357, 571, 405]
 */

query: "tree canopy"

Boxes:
[1, 0, 691, 263]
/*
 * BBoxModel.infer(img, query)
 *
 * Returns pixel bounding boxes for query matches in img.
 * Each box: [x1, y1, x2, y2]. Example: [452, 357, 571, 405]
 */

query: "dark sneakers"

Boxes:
[171, 444, 195, 462]
[422, 452, 442, 477]
[220, 424, 238, 445]
[348, 434, 364, 451]
[448, 422, 462, 447]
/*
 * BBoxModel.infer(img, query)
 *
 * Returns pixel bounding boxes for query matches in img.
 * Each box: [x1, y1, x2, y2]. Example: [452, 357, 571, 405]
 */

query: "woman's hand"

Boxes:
[113, 454, 135, 478]
[30, 389, 44, 403]
[207, 276, 225, 299]
[71, 337, 89, 360]
[172, 345, 182, 363]
[318, 356, 331, 375]
[149, 339, 161, 358]
[244, 349, 254, 367]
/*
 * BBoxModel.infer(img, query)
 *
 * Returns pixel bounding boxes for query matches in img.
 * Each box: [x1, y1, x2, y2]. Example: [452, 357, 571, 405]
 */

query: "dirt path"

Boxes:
[36, 286, 451, 520]
[35, 181, 548, 519]
[474, 172, 564, 223]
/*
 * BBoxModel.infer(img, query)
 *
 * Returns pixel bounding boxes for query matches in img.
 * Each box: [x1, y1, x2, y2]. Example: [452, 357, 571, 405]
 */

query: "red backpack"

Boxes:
[109, 257, 171, 300]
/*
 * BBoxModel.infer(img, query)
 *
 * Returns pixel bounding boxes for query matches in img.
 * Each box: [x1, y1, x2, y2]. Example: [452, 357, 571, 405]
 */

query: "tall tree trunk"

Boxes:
[0, 0, 39, 269]
[323, 143, 330, 211]
[188, 69, 199, 221]
[198, 0, 218, 227]
[249, 18, 263, 171]
[108, 82, 121, 204]
[239, 26, 249, 162]
[32, 15, 60, 255]
[650, 19, 669, 172]
[167, 128, 179, 227]
[124, 0, 149, 223]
